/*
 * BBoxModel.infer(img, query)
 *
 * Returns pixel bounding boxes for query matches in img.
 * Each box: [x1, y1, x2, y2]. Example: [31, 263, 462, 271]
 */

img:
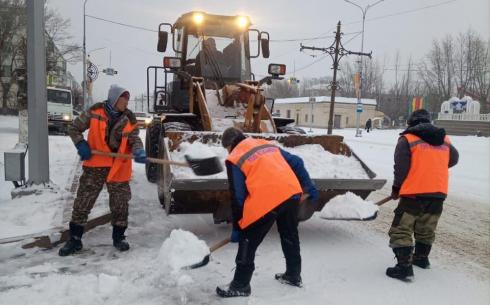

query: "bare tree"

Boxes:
[0, 0, 80, 114]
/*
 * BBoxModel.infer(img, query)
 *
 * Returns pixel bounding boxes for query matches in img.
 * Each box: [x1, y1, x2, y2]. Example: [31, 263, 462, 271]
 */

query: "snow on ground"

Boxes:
[0, 116, 78, 239]
[320, 192, 379, 220]
[0, 118, 489, 304]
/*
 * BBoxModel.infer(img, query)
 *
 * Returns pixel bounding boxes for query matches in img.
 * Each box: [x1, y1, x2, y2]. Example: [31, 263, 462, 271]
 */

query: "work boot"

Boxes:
[413, 242, 432, 269]
[386, 246, 414, 281]
[216, 282, 251, 298]
[58, 222, 84, 256]
[112, 225, 130, 252]
[275, 273, 303, 287]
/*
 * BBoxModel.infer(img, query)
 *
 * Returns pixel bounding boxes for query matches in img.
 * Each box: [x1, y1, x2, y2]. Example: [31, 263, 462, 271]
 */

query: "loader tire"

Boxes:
[145, 123, 161, 183]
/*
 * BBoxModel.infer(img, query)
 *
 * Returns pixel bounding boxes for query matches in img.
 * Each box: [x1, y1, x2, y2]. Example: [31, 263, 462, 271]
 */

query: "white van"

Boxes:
[47, 86, 73, 134]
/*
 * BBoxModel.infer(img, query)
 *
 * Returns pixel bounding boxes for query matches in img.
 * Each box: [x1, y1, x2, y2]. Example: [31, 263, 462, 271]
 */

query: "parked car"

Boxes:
[134, 112, 152, 128]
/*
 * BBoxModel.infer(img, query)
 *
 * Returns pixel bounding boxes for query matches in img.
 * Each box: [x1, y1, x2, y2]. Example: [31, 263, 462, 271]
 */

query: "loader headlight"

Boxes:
[236, 16, 249, 29]
[193, 13, 204, 25]
[63, 114, 71, 121]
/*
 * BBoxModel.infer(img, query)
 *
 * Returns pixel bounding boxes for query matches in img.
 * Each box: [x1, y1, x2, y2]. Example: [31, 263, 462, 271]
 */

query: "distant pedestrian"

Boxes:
[387, 109, 459, 280]
[365, 118, 372, 133]
[59, 85, 147, 256]
[216, 127, 319, 297]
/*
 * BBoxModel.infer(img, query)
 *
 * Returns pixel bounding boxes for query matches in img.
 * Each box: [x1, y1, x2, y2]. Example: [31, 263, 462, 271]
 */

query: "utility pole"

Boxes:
[26, 0, 49, 184]
[300, 21, 371, 134]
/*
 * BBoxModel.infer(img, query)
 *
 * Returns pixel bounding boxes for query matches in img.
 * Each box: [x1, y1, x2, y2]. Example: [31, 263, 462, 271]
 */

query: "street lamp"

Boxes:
[344, 0, 384, 137]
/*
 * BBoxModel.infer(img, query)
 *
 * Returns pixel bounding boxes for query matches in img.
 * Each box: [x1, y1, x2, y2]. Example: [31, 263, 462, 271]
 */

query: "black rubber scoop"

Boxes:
[184, 155, 223, 176]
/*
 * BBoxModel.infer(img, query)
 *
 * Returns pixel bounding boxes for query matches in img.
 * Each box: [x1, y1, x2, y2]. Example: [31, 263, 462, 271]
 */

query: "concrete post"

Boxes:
[26, 0, 50, 184]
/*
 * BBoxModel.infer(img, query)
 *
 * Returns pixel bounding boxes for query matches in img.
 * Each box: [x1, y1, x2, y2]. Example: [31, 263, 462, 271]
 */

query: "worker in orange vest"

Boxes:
[216, 127, 319, 298]
[59, 85, 147, 256]
[387, 109, 459, 280]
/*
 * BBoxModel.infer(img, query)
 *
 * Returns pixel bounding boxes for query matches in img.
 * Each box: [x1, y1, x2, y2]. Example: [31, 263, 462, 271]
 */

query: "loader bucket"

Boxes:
[158, 131, 386, 222]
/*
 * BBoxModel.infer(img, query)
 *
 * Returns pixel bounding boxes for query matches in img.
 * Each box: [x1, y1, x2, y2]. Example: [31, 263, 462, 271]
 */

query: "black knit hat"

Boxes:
[407, 109, 431, 127]
[222, 127, 246, 150]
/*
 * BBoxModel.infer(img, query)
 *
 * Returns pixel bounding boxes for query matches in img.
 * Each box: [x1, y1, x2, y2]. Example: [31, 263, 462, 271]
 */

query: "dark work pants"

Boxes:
[232, 198, 301, 288]
[389, 197, 444, 248]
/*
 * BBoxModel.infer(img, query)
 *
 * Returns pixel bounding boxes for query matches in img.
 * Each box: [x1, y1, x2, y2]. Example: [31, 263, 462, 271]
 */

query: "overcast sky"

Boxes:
[48, 0, 489, 102]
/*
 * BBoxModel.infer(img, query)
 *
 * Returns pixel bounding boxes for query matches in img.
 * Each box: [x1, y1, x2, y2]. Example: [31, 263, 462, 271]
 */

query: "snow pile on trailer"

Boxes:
[168, 140, 369, 179]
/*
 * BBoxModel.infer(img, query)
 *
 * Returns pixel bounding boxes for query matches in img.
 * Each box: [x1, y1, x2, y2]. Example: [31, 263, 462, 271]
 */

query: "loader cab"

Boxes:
[159, 12, 270, 83]
[151, 12, 271, 113]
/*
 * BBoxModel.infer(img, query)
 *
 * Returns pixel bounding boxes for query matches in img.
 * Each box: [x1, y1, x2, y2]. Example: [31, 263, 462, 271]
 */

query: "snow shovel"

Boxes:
[321, 195, 393, 221]
[91, 150, 223, 176]
[183, 237, 231, 270]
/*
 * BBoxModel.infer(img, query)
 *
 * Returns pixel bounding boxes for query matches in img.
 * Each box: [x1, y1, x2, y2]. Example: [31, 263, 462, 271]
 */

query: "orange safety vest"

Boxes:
[399, 133, 451, 196]
[226, 138, 303, 229]
[83, 108, 136, 183]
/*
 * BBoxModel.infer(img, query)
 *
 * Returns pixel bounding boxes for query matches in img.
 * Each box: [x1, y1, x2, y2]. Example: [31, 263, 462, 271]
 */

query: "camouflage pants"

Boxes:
[388, 197, 444, 248]
[71, 167, 131, 227]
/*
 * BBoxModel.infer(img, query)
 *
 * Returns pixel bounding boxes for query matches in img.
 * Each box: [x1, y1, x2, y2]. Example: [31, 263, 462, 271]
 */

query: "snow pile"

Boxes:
[320, 192, 379, 219]
[280, 144, 369, 179]
[157, 229, 210, 272]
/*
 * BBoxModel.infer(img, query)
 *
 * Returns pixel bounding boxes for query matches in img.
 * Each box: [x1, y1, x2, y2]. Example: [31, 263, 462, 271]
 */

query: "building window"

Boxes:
[346, 117, 349, 125]
[305, 114, 308, 122]
[312, 114, 314, 123]
[286, 110, 291, 118]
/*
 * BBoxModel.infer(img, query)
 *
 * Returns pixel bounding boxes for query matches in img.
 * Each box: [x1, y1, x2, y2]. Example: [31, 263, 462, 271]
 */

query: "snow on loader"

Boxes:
[144, 11, 387, 224]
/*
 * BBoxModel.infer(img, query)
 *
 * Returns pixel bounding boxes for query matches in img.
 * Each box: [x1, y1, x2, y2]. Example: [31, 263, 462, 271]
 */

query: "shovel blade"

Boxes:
[182, 254, 210, 270]
[184, 155, 223, 176]
[320, 211, 378, 221]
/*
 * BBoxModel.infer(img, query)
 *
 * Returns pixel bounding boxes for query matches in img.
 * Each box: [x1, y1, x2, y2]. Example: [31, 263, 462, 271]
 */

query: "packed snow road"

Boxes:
[0, 116, 488, 304]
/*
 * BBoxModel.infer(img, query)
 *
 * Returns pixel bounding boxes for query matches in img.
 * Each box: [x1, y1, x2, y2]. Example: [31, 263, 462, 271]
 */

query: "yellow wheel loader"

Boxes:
[144, 11, 386, 223]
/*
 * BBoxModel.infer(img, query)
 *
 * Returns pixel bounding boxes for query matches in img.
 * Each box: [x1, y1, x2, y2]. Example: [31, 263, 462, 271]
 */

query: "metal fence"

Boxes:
[437, 113, 490, 122]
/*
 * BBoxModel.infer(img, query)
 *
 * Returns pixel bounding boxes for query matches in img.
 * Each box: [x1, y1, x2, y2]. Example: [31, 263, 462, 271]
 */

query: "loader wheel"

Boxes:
[145, 123, 161, 183]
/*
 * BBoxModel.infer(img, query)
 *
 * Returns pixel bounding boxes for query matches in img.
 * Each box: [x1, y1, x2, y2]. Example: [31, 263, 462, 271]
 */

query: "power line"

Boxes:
[270, 31, 361, 43]
[85, 14, 157, 33]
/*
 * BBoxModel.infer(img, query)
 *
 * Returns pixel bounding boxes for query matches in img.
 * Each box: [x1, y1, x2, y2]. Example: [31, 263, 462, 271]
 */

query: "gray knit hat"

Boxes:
[107, 84, 130, 107]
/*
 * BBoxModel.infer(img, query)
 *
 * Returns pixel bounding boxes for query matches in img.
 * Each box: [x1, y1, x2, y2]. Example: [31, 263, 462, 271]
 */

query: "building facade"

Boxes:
[273, 96, 383, 129]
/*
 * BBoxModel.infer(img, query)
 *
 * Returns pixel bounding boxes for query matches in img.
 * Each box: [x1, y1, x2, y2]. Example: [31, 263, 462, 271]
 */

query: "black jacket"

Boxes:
[393, 123, 459, 199]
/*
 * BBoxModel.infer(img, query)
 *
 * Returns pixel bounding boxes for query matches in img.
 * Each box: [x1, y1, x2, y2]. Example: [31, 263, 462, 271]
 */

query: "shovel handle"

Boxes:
[91, 150, 189, 167]
[210, 237, 231, 253]
[375, 196, 393, 206]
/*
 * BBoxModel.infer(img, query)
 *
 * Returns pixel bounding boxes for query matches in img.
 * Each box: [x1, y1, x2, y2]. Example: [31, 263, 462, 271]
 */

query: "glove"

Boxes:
[391, 186, 400, 200]
[75, 140, 92, 161]
[133, 149, 147, 164]
[230, 229, 241, 243]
